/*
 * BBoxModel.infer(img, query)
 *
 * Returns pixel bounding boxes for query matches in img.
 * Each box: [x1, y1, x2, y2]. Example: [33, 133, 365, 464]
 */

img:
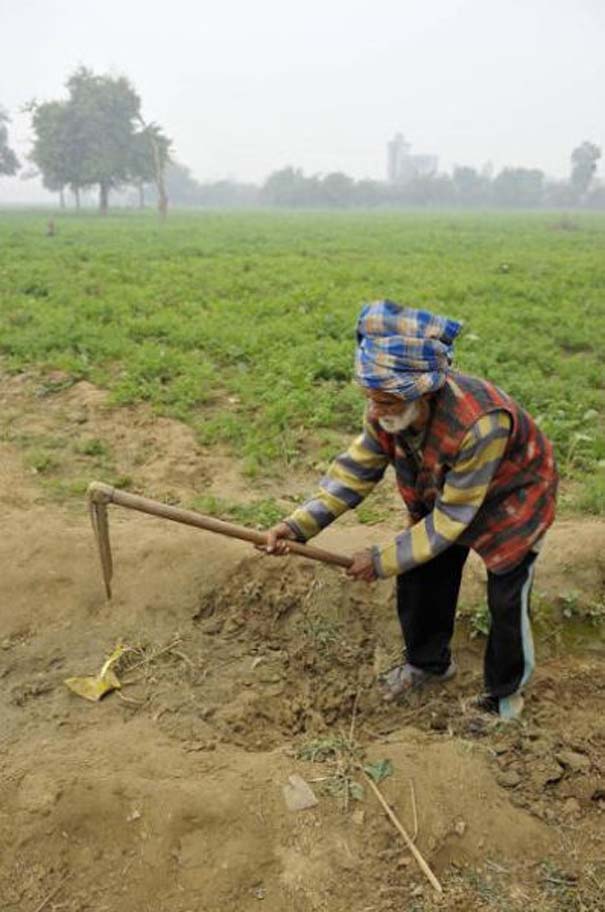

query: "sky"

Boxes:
[1, 0, 604, 202]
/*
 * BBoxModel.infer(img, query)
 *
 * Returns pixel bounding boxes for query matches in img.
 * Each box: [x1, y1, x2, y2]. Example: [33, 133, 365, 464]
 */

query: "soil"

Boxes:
[1, 373, 604, 912]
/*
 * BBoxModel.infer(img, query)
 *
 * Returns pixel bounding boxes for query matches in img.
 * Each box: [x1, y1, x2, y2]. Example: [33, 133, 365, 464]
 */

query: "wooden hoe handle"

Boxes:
[87, 482, 353, 600]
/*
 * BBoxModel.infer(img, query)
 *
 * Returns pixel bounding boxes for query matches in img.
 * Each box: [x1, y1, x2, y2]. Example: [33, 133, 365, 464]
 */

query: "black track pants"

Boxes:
[396, 546, 538, 697]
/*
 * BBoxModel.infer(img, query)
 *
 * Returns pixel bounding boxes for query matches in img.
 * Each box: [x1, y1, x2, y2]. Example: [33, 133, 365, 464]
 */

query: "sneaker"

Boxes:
[379, 660, 457, 703]
[472, 692, 525, 721]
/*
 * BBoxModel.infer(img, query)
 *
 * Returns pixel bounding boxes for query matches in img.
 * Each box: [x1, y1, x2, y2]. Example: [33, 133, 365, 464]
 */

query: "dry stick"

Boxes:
[361, 770, 443, 894]
[32, 872, 72, 912]
[121, 638, 183, 680]
[409, 780, 418, 842]
[349, 690, 360, 744]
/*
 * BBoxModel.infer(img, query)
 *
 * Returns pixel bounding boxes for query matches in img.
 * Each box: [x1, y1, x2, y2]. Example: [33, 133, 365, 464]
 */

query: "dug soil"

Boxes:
[1, 375, 604, 911]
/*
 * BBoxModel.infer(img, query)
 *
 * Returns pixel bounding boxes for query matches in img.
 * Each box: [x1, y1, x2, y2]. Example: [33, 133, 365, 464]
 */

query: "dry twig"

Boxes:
[349, 690, 360, 744]
[409, 780, 418, 842]
[361, 770, 442, 894]
[121, 637, 183, 681]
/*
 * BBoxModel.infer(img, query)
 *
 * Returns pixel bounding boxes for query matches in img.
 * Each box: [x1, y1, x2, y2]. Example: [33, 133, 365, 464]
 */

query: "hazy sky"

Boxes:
[1, 0, 604, 201]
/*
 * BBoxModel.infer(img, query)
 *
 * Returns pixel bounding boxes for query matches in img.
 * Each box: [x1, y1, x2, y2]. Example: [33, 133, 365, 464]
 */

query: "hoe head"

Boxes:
[88, 482, 114, 600]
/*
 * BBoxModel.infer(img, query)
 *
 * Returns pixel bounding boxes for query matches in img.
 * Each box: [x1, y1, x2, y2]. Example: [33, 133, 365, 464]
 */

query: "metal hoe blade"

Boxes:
[88, 495, 113, 600]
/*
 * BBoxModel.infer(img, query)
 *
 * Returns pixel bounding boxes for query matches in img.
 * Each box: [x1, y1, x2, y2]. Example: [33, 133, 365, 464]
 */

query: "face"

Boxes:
[363, 389, 423, 432]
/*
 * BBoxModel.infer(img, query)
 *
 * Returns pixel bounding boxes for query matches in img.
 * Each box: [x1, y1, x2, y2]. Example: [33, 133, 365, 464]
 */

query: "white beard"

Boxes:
[378, 401, 421, 433]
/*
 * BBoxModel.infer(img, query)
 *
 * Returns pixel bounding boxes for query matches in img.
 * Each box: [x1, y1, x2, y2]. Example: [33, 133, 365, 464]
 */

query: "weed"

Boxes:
[297, 734, 365, 808]
[302, 614, 343, 651]
[355, 500, 389, 525]
[76, 437, 110, 458]
[190, 494, 284, 528]
[297, 732, 394, 810]
[463, 601, 491, 638]
[558, 591, 605, 627]
[27, 449, 60, 474]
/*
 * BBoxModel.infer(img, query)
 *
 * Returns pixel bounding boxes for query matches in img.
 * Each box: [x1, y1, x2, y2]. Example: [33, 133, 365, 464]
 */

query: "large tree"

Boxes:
[0, 109, 20, 176]
[28, 100, 86, 206]
[570, 141, 601, 200]
[65, 67, 142, 213]
[29, 67, 171, 213]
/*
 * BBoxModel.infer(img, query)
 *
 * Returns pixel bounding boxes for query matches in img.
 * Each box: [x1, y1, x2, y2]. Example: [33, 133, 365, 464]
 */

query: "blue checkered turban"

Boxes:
[355, 300, 462, 400]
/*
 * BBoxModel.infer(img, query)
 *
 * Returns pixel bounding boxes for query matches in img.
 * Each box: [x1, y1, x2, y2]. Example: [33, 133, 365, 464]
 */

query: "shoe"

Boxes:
[379, 660, 457, 703]
[472, 692, 525, 720]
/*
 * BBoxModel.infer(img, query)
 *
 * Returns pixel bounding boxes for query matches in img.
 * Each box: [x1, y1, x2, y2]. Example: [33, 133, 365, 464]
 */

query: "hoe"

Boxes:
[87, 481, 353, 599]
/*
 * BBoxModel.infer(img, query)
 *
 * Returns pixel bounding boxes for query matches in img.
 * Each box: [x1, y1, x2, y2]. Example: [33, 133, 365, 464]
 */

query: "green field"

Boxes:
[1, 210, 604, 512]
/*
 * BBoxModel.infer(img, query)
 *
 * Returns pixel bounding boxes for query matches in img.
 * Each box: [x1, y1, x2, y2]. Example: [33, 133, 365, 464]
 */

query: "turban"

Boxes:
[355, 300, 462, 400]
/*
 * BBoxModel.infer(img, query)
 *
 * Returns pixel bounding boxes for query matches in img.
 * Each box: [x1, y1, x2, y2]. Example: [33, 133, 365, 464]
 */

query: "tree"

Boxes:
[492, 168, 544, 207]
[0, 108, 20, 176]
[129, 122, 171, 211]
[586, 184, 605, 210]
[570, 141, 601, 200]
[28, 100, 85, 206]
[397, 173, 455, 207]
[320, 171, 355, 207]
[163, 161, 203, 204]
[261, 167, 310, 206]
[65, 67, 142, 213]
[452, 166, 488, 206]
[354, 179, 385, 207]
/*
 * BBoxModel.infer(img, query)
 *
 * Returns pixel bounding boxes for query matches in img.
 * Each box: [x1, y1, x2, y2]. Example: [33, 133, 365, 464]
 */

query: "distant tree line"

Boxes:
[255, 143, 603, 209]
[161, 143, 604, 210]
[1, 69, 603, 212]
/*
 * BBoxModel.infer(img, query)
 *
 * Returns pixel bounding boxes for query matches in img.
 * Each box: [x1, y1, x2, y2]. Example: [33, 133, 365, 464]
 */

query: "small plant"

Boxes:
[27, 449, 59, 474]
[559, 591, 605, 627]
[469, 602, 491, 638]
[191, 494, 284, 528]
[302, 614, 342, 651]
[76, 437, 110, 458]
[355, 500, 389, 524]
[297, 735, 364, 808]
[297, 733, 393, 810]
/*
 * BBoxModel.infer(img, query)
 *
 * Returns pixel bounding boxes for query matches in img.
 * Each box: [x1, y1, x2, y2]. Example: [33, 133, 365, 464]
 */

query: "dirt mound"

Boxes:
[1, 715, 559, 912]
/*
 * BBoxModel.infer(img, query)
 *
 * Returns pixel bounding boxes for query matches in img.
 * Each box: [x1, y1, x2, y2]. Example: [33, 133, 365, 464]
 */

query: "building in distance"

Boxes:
[387, 133, 438, 183]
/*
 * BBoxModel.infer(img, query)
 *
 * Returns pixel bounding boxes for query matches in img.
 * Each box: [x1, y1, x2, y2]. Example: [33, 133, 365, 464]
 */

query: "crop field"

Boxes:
[1, 209, 604, 511]
[1, 210, 604, 912]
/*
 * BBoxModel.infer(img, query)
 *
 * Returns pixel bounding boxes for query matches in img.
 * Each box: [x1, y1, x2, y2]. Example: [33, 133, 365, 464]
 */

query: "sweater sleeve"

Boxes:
[284, 416, 390, 541]
[372, 410, 511, 577]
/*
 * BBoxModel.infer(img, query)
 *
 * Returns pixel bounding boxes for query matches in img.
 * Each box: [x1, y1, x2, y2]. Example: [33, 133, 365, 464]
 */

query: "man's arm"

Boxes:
[284, 416, 390, 541]
[372, 411, 511, 578]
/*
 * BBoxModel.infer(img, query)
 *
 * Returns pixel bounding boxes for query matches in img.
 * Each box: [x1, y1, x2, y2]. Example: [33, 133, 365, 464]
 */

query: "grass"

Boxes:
[460, 587, 605, 649]
[190, 494, 286, 528]
[1, 209, 604, 510]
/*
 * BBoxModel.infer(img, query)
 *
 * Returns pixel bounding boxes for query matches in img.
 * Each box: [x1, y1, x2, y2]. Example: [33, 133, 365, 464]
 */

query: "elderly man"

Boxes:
[266, 300, 558, 720]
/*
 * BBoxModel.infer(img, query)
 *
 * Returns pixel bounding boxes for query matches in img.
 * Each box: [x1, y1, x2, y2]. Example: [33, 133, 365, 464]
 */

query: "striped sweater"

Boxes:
[286, 372, 557, 577]
[285, 409, 511, 578]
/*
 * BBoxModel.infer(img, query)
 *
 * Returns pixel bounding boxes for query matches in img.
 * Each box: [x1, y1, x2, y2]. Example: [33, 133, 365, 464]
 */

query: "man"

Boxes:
[265, 300, 558, 720]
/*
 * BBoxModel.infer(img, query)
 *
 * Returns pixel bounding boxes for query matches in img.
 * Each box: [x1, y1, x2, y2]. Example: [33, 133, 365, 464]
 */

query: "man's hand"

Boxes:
[261, 522, 297, 555]
[346, 549, 377, 582]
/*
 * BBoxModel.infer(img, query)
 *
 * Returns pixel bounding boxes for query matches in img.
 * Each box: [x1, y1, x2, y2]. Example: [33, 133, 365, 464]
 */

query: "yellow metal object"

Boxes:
[64, 643, 129, 702]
